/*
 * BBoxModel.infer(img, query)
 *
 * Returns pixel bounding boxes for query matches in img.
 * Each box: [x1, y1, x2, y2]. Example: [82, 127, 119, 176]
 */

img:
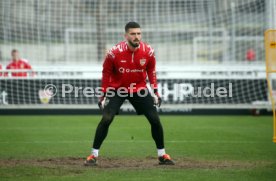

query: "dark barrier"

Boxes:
[0, 79, 268, 106]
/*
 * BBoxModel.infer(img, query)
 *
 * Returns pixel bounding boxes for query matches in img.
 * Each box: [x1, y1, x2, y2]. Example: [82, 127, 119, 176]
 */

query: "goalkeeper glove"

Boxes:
[98, 94, 106, 110]
[153, 89, 162, 107]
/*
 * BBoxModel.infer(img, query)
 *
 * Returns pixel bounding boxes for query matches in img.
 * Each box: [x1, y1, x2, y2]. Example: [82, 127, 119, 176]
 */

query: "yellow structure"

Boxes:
[265, 29, 276, 143]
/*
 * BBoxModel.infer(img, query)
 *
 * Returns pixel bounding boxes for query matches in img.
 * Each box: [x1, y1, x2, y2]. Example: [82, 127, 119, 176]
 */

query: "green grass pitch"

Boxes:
[0, 115, 276, 181]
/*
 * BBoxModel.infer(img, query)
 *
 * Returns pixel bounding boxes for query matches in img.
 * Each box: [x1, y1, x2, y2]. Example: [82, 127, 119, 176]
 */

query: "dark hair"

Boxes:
[11, 49, 18, 53]
[125, 22, 141, 32]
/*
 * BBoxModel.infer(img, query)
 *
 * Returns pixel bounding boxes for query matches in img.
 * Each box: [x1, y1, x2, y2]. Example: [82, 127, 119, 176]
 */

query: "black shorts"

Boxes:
[103, 89, 157, 115]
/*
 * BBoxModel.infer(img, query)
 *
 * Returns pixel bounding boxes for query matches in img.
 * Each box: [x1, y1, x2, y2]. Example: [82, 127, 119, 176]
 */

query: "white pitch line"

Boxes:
[0, 140, 265, 144]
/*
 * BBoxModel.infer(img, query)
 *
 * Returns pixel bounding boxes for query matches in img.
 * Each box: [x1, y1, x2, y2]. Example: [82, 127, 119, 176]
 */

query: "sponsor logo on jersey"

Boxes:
[119, 67, 125, 73]
[119, 67, 144, 73]
[126, 69, 144, 73]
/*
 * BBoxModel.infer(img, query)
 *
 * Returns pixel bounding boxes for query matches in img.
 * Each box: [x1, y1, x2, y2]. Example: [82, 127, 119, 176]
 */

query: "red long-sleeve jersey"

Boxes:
[101, 41, 158, 93]
[5, 59, 32, 77]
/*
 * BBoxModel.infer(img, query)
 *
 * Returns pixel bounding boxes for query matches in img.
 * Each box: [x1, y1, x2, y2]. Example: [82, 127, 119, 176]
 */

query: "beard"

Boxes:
[128, 40, 140, 48]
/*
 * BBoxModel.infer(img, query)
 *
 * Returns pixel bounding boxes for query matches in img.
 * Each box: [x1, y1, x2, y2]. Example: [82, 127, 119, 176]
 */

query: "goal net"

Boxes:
[0, 0, 272, 111]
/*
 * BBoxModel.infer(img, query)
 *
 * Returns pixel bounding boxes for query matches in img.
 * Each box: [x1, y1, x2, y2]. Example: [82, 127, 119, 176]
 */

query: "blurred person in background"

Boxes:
[246, 48, 256, 62]
[5, 49, 33, 77]
[0, 63, 2, 77]
[0, 50, 2, 76]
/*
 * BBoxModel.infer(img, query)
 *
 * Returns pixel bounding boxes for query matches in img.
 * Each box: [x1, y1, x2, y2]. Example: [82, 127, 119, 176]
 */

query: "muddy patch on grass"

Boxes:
[0, 157, 269, 170]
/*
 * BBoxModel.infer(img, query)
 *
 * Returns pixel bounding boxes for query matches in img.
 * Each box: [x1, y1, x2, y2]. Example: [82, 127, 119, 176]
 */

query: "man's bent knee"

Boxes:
[100, 112, 114, 126]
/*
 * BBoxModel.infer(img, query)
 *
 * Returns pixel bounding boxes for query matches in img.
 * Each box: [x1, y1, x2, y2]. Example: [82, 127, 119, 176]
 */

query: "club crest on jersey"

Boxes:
[140, 59, 146, 66]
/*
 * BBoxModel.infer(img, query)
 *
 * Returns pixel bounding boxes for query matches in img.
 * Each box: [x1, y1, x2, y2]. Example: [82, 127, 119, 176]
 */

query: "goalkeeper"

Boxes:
[85, 22, 174, 166]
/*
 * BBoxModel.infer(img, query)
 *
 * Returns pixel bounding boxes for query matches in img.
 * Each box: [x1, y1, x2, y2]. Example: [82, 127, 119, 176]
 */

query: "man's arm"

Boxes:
[23, 62, 35, 77]
[4, 64, 10, 77]
[25, 62, 32, 70]
[98, 52, 114, 110]
[101, 53, 114, 93]
[147, 51, 162, 107]
[147, 52, 157, 90]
